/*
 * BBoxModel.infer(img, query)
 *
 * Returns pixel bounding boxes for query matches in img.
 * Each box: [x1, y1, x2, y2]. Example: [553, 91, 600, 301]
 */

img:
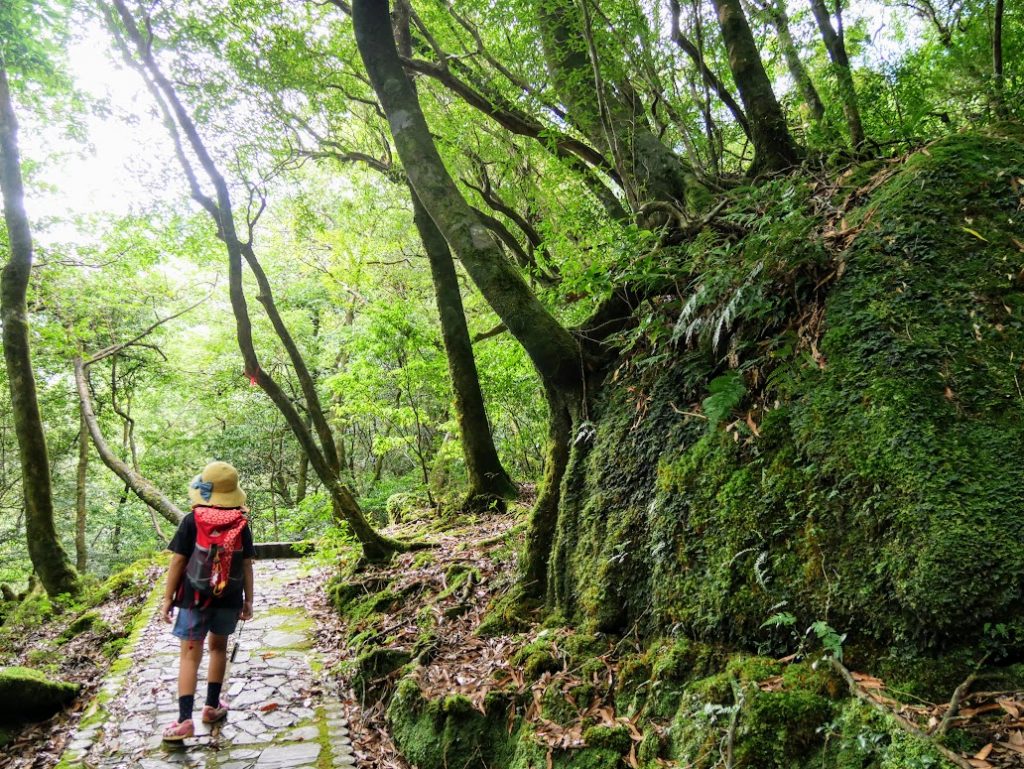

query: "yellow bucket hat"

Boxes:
[188, 461, 247, 509]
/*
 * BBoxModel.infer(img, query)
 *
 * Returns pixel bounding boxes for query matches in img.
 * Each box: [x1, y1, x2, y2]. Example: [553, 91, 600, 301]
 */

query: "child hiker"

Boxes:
[159, 461, 256, 741]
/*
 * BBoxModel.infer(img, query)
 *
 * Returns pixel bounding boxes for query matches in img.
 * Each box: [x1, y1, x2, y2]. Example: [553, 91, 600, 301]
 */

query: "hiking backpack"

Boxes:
[180, 507, 247, 608]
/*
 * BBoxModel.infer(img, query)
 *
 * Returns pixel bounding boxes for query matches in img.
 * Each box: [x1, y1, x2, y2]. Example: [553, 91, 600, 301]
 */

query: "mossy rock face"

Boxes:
[476, 589, 537, 637]
[732, 688, 833, 768]
[582, 724, 632, 754]
[548, 127, 1024, 664]
[0, 667, 79, 722]
[387, 676, 633, 769]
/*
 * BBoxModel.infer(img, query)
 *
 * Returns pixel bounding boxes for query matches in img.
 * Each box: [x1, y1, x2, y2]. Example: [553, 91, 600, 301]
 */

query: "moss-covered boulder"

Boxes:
[0, 667, 79, 722]
[548, 126, 1024, 668]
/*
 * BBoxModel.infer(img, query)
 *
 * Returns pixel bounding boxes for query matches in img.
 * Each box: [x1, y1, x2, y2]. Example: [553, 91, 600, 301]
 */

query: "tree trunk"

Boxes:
[709, 0, 801, 172]
[410, 186, 518, 508]
[0, 65, 80, 597]
[537, 0, 694, 212]
[668, 0, 752, 139]
[74, 357, 185, 525]
[808, 0, 866, 148]
[522, 388, 573, 599]
[296, 451, 309, 503]
[353, 0, 583, 583]
[352, 0, 581, 395]
[75, 413, 88, 573]
[993, 0, 1006, 117]
[761, 0, 827, 125]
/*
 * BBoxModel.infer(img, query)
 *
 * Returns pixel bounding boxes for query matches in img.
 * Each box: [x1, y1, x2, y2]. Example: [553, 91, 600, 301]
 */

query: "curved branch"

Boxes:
[74, 356, 183, 526]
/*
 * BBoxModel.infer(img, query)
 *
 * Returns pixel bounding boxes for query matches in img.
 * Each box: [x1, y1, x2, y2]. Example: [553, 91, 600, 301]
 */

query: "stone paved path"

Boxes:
[58, 560, 354, 769]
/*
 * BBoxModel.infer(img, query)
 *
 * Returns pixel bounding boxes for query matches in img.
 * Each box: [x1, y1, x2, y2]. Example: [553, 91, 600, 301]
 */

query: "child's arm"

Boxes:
[240, 558, 254, 620]
[161, 554, 187, 623]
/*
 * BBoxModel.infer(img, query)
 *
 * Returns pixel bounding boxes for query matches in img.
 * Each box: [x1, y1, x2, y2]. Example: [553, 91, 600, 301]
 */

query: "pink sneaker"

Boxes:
[201, 702, 229, 724]
[162, 719, 194, 742]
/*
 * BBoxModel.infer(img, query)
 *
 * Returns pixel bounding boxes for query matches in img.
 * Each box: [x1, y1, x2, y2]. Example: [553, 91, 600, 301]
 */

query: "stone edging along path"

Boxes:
[56, 559, 354, 769]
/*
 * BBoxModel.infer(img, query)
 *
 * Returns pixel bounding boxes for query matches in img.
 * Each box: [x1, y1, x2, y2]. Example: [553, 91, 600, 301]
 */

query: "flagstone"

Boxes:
[56, 559, 356, 769]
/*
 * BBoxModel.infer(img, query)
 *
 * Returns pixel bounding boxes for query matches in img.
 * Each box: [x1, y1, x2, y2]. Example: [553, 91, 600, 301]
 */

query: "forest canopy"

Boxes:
[0, 0, 1019, 628]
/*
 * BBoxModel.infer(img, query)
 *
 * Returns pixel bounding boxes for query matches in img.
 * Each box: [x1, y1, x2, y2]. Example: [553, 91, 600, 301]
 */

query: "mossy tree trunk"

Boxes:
[524, 387, 574, 599]
[75, 410, 88, 573]
[993, 0, 1007, 117]
[352, 0, 580, 394]
[668, 0, 752, 140]
[757, 0, 827, 125]
[0, 65, 80, 598]
[709, 0, 801, 172]
[536, 0, 693, 212]
[808, 0, 866, 148]
[352, 0, 583, 579]
[410, 186, 518, 508]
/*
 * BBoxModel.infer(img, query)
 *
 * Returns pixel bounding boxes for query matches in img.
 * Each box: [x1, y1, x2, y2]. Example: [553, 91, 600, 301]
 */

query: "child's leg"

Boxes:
[170, 607, 210, 728]
[178, 638, 205, 695]
[177, 638, 204, 722]
[206, 632, 228, 704]
[204, 609, 239, 710]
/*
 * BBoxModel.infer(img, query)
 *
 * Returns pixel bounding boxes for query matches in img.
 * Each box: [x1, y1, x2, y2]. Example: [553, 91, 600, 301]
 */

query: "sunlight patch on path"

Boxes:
[57, 560, 354, 769]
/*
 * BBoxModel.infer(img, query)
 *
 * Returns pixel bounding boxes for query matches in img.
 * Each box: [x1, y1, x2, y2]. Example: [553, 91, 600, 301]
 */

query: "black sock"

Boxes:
[206, 681, 223, 708]
[178, 694, 194, 723]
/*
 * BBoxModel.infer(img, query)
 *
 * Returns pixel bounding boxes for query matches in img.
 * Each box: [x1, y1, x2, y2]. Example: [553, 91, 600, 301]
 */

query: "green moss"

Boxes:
[476, 587, 538, 637]
[388, 676, 629, 769]
[732, 688, 833, 768]
[781, 661, 845, 700]
[351, 646, 413, 704]
[58, 610, 105, 643]
[546, 126, 1024, 674]
[0, 667, 79, 722]
[583, 724, 631, 753]
[325, 574, 390, 614]
[385, 492, 429, 525]
[100, 553, 168, 600]
[540, 682, 578, 725]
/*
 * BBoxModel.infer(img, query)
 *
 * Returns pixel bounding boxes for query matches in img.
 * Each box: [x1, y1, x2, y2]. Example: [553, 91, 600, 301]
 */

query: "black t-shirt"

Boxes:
[168, 511, 256, 609]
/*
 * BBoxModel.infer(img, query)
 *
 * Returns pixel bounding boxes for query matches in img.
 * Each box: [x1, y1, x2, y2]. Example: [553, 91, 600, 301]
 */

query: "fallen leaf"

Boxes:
[962, 226, 990, 243]
[975, 743, 994, 760]
[627, 742, 639, 769]
[999, 699, 1021, 718]
[259, 702, 279, 713]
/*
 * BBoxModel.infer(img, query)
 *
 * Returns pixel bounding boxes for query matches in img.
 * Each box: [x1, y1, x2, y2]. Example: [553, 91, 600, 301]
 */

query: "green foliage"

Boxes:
[702, 372, 746, 429]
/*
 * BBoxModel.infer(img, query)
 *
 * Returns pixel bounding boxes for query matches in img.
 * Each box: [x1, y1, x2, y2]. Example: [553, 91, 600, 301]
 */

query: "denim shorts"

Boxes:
[172, 606, 240, 641]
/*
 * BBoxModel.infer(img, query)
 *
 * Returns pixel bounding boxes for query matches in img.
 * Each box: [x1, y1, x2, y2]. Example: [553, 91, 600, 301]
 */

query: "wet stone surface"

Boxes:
[58, 559, 354, 769]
